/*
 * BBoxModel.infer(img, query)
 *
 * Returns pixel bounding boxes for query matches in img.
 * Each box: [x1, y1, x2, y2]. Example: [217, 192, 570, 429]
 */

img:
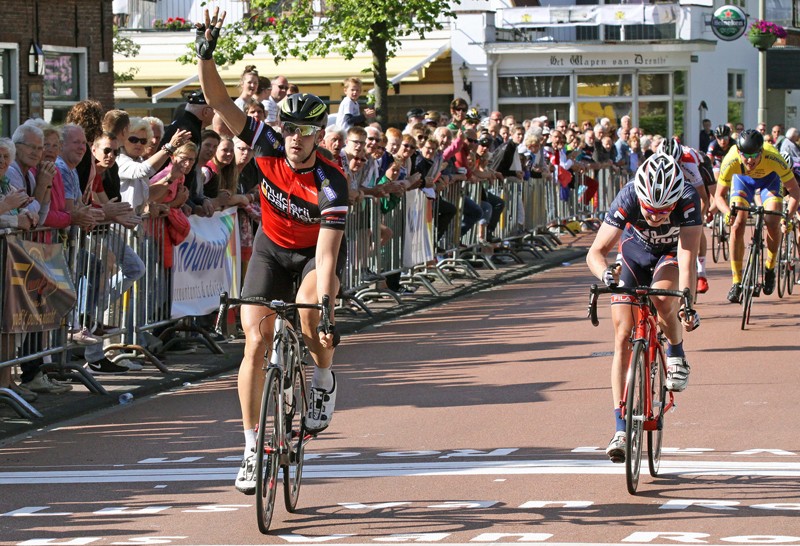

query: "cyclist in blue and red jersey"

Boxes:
[196, 8, 349, 495]
[587, 153, 702, 463]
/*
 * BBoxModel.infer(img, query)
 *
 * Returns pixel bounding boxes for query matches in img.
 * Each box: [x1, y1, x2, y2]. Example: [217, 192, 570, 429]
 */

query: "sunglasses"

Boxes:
[282, 122, 320, 137]
[740, 151, 761, 159]
[402, 143, 416, 150]
[275, 85, 289, 91]
[453, 107, 467, 112]
[100, 147, 117, 157]
[467, 138, 478, 144]
[366, 136, 380, 142]
[639, 200, 675, 216]
[127, 136, 148, 145]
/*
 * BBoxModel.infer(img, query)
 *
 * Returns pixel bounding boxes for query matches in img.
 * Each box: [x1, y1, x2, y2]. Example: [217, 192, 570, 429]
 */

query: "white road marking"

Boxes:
[2, 459, 800, 485]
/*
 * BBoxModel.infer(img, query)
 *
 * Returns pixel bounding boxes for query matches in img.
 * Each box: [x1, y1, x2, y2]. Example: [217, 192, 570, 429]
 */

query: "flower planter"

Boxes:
[748, 32, 778, 50]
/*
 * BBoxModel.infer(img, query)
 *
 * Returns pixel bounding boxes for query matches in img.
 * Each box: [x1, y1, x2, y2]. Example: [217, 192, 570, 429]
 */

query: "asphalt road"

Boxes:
[2, 238, 800, 545]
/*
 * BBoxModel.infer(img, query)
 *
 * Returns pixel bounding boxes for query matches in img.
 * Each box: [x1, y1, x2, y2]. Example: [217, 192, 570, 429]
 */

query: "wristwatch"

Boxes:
[162, 143, 176, 154]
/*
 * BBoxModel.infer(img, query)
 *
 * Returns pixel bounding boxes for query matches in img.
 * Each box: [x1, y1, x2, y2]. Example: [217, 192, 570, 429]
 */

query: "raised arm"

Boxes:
[196, 8, 247, 136]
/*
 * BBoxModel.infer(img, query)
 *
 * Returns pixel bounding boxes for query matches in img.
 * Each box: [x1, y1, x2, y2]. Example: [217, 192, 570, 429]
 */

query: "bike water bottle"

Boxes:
[118, 393, 134, 405]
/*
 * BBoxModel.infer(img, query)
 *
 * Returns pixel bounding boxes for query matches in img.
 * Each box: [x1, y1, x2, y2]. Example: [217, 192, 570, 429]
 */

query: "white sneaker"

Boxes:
[22, 372, 72, 394]
[605, 431, 626, 463]
[117, 358, 143, 371]
[304, 372, 337, 433]
[666, 356, 691, 392]
[235, 449, 257, 495]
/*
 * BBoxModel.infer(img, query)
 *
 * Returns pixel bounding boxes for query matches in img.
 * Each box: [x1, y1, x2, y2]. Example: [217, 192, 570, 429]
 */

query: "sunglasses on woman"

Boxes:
[127, 136, 148, 145]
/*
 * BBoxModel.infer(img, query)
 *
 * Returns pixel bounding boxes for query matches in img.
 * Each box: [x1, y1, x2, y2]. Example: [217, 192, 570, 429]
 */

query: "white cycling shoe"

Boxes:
[304, 372, 337, 434]
[666, 357, 691, 392]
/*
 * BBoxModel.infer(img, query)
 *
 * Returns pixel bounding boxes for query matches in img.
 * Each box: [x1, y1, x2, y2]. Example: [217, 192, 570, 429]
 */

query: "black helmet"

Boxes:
[736, 129, 764, 155]
[714, 124, 731, 138]
[279, 93, 328, 128]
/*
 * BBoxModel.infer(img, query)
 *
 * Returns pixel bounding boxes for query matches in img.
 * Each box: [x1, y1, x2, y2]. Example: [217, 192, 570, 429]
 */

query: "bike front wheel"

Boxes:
[625, 341, 646, 494]
[787, 229, 798, 295]
[647, 345, 666, 477]
[283, 349, 308, 512]
[256, 367, 282, 534]
[740, 244, 759, 330]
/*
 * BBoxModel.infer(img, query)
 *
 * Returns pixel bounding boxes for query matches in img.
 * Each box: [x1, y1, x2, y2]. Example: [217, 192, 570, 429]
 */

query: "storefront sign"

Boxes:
[548, 53, 669, 68]
[710, 5, 747, 41]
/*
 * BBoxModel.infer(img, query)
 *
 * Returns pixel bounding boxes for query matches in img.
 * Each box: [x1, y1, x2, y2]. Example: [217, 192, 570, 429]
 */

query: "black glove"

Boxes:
[316, 323, 341, 348]
[195, 18, 222, 60]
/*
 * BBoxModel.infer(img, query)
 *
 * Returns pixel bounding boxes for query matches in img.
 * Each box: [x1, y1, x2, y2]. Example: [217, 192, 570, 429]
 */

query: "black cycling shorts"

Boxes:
[241, 228, 347, 302]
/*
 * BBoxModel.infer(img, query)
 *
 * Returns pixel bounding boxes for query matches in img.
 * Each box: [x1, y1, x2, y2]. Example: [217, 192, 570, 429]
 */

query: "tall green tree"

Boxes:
[180, 0, 458, 125]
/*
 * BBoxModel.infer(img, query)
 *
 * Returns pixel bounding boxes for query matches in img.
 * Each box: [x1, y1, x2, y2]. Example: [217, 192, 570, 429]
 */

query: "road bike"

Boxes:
[731, 205, 784, 329]
[711, 212, 730, 263]
[216, 293, 333, 534]
[777, 217, 798, 298]
[588, 284, 694, 494]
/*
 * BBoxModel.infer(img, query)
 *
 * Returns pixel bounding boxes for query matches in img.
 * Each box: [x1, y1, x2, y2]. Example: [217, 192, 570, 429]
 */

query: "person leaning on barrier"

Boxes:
[7, 122, 51, 224]
[55, 125, 105, 231]
[119, 116, 192, 215]
[81, 132, 145, 375]
[186, 129, 221, 217]
[65, 100, 105, 194]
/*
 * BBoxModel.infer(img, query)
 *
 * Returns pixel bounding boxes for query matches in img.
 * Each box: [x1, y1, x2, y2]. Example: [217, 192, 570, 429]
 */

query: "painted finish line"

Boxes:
[3, 459, 800, 485]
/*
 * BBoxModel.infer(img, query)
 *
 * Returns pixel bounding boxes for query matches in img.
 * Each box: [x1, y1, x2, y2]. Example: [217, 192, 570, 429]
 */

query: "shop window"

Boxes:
[727, 71, 745, 124]
[500, 103, 571, 125]
[499, 76, 570, 99]
[638, 73, 670, 96]
[577, 74, 632, 98]
[639, 101, 669, 137]
[576, 102, 631, 127]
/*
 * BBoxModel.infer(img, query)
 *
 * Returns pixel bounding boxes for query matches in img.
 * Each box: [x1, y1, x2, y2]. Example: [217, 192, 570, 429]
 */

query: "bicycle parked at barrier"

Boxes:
[731, 204, 784, 329]
[216, 293, 332, 534]
[588, 284, 694, 494]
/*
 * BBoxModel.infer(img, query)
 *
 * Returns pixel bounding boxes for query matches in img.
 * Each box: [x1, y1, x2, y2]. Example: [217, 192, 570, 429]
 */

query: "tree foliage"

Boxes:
[179, 0, 458, 124]
[113, 26, 141, 83]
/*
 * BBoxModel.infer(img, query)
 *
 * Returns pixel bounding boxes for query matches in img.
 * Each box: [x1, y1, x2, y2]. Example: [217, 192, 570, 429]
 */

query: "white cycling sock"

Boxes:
[697, 256, 707, 276]
[312, 366, 334, 392]
[244, 428, 256, 455]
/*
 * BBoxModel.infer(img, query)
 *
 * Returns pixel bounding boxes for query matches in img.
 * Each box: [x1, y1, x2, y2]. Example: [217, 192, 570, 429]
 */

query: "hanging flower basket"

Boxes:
[747, 19, 786, 50]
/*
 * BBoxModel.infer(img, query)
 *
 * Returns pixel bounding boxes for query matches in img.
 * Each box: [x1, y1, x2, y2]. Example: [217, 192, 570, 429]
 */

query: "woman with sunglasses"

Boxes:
[118, 117, 190, 215]
[714, 129, 800, 303]
[196, 8, 349, 496]
[586, 153, 702, 464]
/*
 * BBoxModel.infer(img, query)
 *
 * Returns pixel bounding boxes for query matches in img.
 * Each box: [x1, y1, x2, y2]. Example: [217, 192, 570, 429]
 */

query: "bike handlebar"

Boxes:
[587, 284, 693, 327]
[215, 292, 332, 335]
[730, 204, 785, 218]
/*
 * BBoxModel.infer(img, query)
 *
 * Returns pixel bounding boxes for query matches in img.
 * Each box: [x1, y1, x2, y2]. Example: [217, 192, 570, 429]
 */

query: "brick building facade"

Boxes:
[0, 0, 114, 135]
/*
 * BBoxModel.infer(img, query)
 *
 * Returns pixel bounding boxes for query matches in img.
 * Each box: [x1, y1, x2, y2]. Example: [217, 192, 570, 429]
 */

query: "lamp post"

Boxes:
[459, 61, 472, 101]
[758, 0, 767, 124]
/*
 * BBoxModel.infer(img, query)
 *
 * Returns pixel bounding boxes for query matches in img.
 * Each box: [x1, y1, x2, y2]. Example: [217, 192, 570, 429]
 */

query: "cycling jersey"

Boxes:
[605, 182, 702, 295]
[717, 142, 794, 188]
[238, 117, 349, 249]
[604, 181, 702, 255]
[706, 140, 732, 170]
[677, 146, 704, 188]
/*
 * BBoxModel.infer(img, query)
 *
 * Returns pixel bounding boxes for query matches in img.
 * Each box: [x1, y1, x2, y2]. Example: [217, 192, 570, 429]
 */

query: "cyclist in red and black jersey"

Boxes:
[196, 9, 349, 495]
[706, 124, 733, 179]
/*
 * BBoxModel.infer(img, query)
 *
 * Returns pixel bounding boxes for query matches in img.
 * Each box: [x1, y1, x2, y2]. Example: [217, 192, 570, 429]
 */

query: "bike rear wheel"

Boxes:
[721, 220, 730, 261]
[283, 347, 308, 512]
[256, 367, 282, 534]
[778, 231, 788, 298]
[647, 345, 666, 477]
[711, 215, 722, 263]
[788, 230, 798, 295]
[625, 341, 646, 494]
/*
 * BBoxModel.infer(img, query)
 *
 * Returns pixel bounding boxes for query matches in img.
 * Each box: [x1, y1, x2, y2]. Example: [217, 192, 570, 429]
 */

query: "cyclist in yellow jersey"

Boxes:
[714, 129, 799, 303]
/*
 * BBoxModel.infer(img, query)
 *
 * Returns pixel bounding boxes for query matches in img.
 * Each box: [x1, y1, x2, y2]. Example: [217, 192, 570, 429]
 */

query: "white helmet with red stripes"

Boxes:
[634, 152, 685, 209]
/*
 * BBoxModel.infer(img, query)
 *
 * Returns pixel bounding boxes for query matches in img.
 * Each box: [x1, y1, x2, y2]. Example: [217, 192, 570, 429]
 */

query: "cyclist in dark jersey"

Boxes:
[706, 124, 733, 179]
[586, 152, 701, 463]
[196, 9, 349, 495]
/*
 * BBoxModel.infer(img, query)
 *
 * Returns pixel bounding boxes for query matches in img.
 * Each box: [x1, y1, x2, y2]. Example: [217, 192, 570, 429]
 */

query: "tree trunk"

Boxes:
[369, 22, 389, 128]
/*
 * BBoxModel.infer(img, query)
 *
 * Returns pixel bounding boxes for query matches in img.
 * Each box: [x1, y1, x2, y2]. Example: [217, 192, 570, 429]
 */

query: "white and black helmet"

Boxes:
[658, 137, 683, 163]
[634, 152, 685, 209]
